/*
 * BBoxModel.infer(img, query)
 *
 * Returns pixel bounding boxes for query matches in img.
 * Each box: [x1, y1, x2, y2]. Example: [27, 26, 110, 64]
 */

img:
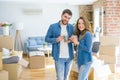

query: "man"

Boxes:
[45, 9, 74, 80]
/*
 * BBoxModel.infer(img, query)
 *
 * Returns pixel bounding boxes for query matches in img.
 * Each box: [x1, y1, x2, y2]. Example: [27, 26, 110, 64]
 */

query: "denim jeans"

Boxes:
[78, 62, 92, 80]
[55, 58, 73, 80]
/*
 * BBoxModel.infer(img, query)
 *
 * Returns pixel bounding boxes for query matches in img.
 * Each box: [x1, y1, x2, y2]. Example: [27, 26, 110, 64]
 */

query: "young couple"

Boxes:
[45, 9, 93, 80]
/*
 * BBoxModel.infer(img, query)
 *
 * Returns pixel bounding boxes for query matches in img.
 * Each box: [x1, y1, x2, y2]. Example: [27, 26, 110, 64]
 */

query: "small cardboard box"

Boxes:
[100, 36, 120, 46]
[0, 70, 8, 80]
[29, 55, 45, 69]
[99, 45, 120, 56]
[0, 52, 2, 70]
[99, 55, 120, 64]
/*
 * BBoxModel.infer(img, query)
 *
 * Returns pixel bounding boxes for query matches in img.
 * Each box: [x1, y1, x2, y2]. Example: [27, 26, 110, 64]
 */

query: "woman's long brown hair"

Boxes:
[74, 16, 92, 38]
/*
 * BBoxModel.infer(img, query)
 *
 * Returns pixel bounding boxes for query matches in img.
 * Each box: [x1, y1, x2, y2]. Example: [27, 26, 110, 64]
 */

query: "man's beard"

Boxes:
[61, 20, 68, 25]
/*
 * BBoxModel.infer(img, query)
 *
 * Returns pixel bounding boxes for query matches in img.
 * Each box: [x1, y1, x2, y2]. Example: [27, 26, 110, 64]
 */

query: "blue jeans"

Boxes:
[78, 62, 92, 80]
[55, 58, 73, 80]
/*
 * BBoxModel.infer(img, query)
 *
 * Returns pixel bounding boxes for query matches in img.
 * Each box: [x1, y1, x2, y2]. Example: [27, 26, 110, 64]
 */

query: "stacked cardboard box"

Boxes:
[0, 51, 8, 80]
[0, 36, 14, 52]
[99, 36, 120, 73]
[100, 36, 120, 46]
[3, 51, 24, 80]
[3, 63, 22, 80]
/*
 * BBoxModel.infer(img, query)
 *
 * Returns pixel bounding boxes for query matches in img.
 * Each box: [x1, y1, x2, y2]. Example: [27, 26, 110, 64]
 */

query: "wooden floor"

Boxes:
[19, 57, 56, 80]
[19, 56, 120, 80]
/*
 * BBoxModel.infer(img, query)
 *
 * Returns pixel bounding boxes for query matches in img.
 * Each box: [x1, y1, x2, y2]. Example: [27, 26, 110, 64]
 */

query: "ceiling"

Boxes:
[0, 0, 98, 5]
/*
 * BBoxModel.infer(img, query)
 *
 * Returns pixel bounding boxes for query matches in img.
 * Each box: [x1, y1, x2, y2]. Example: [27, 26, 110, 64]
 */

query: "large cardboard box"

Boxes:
[99, 55, 120, 64]
[99, 45, 120, 56]
[0, 70, 8, 80]
[3, 64, 22, 80]
[29, 55, 45, 69]
[100, 36, 120, 46]
[0, 36, 14, 52]
[0, 52, 2, 70]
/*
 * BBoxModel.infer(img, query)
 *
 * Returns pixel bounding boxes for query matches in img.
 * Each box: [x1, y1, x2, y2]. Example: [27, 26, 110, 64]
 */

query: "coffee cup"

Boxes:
[64, 36, 68, 42]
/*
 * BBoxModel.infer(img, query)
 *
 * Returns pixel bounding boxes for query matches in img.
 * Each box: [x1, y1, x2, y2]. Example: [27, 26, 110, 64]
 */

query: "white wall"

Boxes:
[0, 2, 79, 43]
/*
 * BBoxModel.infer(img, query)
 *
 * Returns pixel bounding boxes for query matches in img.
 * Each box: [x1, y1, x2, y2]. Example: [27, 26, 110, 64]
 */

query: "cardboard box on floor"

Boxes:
[29, 55, 45, 69]
[0, 52, 2, 70]
[99, 55, 120, 64]
[99, 45, 120, 56]
[100, 36, 120, 46]
[3, 64, 22, 80]
[0, 70, 8, 80]
[2, 54, 27, 80]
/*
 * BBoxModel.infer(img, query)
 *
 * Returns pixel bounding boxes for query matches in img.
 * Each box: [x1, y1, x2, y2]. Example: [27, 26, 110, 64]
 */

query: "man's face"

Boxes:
[61, 13, 72, 25]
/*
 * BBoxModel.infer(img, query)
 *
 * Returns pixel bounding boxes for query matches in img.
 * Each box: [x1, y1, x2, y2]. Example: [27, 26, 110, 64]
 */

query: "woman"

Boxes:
[71, 16, 93, 80]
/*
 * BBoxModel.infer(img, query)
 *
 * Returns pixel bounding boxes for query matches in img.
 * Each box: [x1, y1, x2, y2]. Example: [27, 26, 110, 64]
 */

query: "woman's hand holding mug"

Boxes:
[69, 35, 79, 46]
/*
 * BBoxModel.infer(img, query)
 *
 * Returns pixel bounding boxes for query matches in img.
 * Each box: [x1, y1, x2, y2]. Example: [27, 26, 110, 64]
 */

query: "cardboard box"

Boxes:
[0, 52, 2, 70]
[0, 36, 14, 52]
[100, 36, 120, 46]
[108, 64, 120, 73]
[99, 45, 120, 56]
[3, 63, 23, 80]
[99, 55, 120, 64]
[29, 55, 45, 69]
[0, 70, 8, 80]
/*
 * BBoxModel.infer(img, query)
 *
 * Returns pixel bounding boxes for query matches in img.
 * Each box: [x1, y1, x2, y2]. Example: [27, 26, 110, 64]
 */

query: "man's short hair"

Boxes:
[62, 9, 72, 16]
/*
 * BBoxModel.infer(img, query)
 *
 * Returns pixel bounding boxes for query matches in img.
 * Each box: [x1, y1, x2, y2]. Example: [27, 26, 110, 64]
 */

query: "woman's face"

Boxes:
[78, 19, 85, 31]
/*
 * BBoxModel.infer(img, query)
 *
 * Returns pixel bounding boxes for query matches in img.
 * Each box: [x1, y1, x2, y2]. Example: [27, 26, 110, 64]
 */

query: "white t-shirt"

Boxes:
[59, 25, 69, 58]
